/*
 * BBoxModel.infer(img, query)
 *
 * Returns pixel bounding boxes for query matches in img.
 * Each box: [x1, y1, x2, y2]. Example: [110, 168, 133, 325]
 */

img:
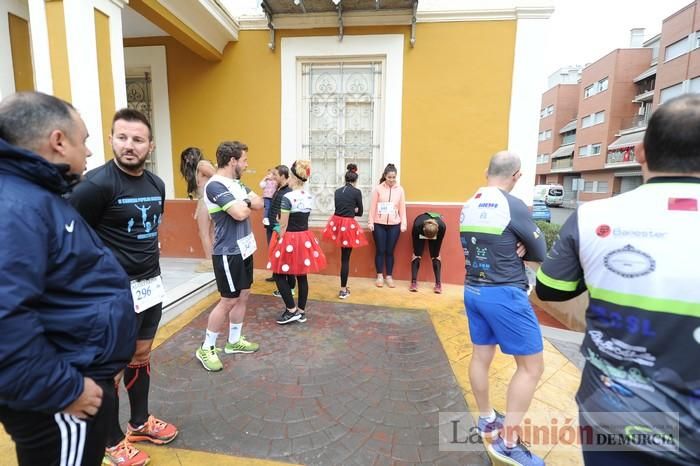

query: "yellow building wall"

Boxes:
[125, 22, 516, 201]
[8, 13, 34, 92]
[94, 8, 115, 161]
[45, 1, 71, 100]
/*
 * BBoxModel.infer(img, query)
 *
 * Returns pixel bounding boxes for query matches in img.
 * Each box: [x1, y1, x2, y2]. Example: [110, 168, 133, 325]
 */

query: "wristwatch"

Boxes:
[243, 198, 252, 208]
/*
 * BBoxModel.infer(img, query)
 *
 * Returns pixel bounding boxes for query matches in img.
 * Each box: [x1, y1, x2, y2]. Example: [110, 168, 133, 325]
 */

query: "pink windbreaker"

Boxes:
[368, 182, 407, 230]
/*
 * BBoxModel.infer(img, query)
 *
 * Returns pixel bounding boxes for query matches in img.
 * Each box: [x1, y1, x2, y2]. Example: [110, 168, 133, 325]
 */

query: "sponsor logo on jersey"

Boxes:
[668, 197, 698, 211]
[604, 245, 655, 278]
[595, 225, 667, 239]
[589, 303, 656, 337]
[588, 330, 656, 366]
[596, 224, 611, 238]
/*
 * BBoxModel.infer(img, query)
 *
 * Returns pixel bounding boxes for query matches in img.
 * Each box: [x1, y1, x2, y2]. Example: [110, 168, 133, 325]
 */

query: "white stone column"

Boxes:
[62, 0, 126, 168]
[27, 0, 53, 94]
[507, 8, 552, 205]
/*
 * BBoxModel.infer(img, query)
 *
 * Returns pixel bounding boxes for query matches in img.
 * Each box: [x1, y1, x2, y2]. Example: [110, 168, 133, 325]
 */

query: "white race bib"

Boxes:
[378, 202, 395, 216]
[237, 232, 257, 260]
[130, 275, 165, 313]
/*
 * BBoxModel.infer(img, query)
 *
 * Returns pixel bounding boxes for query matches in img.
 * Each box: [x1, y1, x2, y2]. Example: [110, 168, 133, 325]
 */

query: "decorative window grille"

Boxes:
[300, 60, 383, 224]
[126, 71, 157, 174]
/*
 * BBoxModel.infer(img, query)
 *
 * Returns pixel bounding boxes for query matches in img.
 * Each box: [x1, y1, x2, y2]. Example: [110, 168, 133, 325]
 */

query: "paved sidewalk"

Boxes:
[1, 270, 584, 465]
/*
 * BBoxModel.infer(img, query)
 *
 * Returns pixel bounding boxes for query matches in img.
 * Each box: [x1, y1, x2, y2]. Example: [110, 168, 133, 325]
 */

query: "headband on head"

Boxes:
[291, 161, 309, 182]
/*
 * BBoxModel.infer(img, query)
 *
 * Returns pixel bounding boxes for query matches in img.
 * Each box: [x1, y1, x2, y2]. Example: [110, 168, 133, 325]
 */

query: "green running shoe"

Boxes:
[224, 335, 260, 354]
[195, 346, 223, 372]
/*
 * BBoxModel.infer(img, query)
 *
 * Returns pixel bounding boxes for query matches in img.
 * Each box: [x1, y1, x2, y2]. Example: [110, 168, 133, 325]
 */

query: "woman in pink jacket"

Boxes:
[368, 163, 407, 287]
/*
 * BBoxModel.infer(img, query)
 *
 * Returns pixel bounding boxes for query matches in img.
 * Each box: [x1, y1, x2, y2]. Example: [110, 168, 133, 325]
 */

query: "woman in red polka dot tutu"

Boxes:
[267, 159, 327, 324]
[322, 163, 368, 299]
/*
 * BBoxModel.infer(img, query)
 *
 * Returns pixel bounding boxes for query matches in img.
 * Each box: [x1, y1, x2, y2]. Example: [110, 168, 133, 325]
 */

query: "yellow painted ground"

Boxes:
[0, 270, 583, 465]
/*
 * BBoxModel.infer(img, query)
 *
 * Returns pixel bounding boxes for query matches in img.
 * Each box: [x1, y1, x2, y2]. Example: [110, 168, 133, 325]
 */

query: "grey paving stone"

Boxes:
[140, 295, 487, 464]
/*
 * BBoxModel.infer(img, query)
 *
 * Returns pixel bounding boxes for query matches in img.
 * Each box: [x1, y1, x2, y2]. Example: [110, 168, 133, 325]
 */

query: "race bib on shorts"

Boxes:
[130, 275, 165, 313]
[237, 232, 257, 260]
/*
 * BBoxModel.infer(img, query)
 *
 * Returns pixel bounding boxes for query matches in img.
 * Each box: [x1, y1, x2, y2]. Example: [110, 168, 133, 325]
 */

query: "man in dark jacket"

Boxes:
[0, 92, 137, 466]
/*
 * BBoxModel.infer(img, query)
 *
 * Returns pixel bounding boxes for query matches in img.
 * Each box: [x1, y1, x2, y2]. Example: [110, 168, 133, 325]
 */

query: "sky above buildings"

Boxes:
[541, 0, 692, 90]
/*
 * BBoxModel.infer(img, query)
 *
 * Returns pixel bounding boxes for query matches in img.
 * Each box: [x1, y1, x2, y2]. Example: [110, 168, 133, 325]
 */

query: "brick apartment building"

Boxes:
[535, 0, 700, 205]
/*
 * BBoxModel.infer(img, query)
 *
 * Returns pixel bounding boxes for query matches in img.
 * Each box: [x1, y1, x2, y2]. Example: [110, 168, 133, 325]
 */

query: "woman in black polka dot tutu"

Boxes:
[322, 163, 368, 299]
[267, 160, 327, 324]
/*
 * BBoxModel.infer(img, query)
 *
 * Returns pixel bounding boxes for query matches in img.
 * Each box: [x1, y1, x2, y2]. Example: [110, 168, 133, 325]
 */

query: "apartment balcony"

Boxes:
[633, 89, 654, 102]
[606, 129, 643, 168]
[551, 156, 574, 172]
[618, 115, 649, 131]
[606, 148, 639, 167]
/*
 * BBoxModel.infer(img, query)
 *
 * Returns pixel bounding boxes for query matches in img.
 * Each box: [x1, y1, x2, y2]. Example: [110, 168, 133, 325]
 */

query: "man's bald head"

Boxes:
[487, 151, 521, 179]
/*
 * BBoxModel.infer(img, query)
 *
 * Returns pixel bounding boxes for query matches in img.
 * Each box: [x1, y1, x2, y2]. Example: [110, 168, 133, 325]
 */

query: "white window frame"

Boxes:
[583, 180, 595, 192]
[536, 153, 549, 164]
[540, 104, 553, 119]
[581, 111, 604, 128]
[690, 76, 700, 94]
[579, 143, 601, 157]
[584, 77, 609, 98]
[596, 181, 609, 193]
[665, 36, 690, 62]
[281, 35, 403, 184]
[660, 82, 684, 104]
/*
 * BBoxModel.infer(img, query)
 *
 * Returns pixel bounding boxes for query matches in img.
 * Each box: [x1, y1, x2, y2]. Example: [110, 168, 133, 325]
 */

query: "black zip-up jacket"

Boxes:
[268, 184, 292, 225]
[333, 183, 363, 217]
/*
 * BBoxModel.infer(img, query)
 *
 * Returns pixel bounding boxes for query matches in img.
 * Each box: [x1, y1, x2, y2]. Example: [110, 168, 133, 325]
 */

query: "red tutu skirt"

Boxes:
[322, 215, 368, 248]
[267, 230, 327, 275]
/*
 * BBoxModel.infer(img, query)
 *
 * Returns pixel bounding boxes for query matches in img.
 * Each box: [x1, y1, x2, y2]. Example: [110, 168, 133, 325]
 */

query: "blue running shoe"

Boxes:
[487, 436, 545, 466]
[477, 410, 505, 438]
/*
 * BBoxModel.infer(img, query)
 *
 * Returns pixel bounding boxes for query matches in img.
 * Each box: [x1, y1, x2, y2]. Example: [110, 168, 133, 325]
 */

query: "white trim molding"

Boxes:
[124, 46, 175, 199]
[417, 6, 553, 22]
[236, 2, 553, 30]
[157, 0, 239, 51]
[280, 35, 404, 181]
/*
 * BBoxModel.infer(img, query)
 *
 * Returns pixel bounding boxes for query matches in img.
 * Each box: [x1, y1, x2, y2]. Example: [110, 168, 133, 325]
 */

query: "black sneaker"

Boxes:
[276, 310, 301, 325]
[272, 290, 282, 298]
[338, 289, 350, 299]
[297, 312, 307, 323]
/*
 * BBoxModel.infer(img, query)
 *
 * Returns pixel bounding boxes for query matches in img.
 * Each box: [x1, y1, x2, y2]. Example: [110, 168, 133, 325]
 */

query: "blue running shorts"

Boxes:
[464, 285, 543, 355]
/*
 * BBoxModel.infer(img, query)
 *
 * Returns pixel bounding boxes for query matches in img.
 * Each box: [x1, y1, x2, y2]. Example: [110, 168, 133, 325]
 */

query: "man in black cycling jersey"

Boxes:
[537, 94, 700, 465]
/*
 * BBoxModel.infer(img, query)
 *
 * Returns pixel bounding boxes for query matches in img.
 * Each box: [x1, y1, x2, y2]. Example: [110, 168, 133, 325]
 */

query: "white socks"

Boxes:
[480, 409, 496, 422]
[228, 323, 242, 344]
[203, 329, 218, 349]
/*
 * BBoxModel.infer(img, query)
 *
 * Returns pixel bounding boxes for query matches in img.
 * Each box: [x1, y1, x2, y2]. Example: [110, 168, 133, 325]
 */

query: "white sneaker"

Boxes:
[262, 217, 270, 226]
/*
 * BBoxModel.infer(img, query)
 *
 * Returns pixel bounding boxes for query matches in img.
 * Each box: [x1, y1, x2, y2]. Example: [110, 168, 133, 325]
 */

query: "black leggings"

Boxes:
[340, 248, 352, 287]
[373, 224, 401, 275]
[276, 274, 308, 310]
[411, 215, 446, 283]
